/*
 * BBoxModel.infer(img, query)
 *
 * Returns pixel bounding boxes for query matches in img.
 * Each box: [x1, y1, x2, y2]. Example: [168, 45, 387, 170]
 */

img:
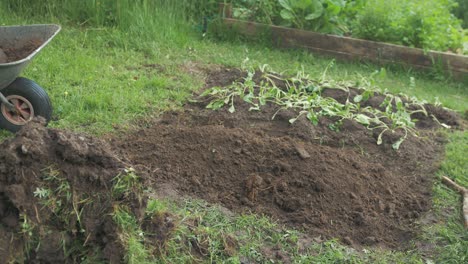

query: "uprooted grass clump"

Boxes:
[0, 120, 174, 263]
[201, 64, 455, 149]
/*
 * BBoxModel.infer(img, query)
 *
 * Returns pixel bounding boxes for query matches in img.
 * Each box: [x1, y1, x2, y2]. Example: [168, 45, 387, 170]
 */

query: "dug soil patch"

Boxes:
[113, 68, 458, 249]
[0, 120, 173, 263]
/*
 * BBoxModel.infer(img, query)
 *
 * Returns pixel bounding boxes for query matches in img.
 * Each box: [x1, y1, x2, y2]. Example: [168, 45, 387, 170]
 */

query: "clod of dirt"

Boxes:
[112, 67, 457, 249]
[0, 120, 171, 263]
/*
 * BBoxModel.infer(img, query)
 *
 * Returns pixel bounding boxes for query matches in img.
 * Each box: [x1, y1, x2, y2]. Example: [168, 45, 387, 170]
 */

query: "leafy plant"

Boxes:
[352, 0, 464, 52]
[278, 0, 348, 34]
[232, 0, 281, 25]
[202, 65, 448, 149]
[453, 0, 468, 28]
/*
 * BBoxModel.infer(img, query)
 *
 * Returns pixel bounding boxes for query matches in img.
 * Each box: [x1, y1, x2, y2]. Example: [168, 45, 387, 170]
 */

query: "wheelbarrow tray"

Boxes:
[0, 24, 61, 90]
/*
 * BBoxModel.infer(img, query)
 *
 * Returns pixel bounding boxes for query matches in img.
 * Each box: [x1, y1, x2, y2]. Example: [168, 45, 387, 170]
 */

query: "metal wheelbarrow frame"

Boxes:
[0, 24, 61, 132]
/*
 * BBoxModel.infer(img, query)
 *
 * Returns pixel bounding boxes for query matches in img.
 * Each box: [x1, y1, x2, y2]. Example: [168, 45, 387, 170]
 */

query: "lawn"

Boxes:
[0, 1, 467, 263]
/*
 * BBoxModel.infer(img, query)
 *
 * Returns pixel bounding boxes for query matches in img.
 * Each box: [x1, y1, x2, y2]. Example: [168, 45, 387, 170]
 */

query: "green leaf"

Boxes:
[200, 88, 214, 96]
[228, 104, 235, 113]
[392, 137, 405, 150]
[278, 0, 292, 11]
[280, 9, 295, 20]
[355, 114, 370, 125]
[206, 100, 225, 110]
[395, 96, 403, 110]
[243, 93, 253, 103]
[327, 0, 345, 8]
[304, 1, 324, 20]
[307, 112, 319, 125]
[353, 95, 363, 103]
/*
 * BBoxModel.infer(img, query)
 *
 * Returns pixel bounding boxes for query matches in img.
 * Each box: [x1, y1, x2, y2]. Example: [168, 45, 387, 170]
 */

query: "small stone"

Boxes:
[349, 192, 358, 199]
[295, 144, 310, 159]
[21, 145, 28, 154]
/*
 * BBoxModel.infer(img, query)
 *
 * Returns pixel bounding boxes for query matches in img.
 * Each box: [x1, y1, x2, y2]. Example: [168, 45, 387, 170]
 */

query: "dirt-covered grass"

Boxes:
[0, 3, 467, 263]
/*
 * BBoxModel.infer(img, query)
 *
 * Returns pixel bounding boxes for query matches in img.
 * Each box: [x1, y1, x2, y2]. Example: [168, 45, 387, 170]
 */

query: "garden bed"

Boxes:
[0, 67, 462, 262]
[113, 67, 459, 249]
[219, 4, 468, 80]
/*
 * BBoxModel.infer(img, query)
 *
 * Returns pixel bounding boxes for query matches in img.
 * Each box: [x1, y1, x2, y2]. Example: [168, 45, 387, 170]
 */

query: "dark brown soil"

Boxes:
[111, 68, 457, 249]
[0, 66, 459, 262]
[0, 38, 43, 63]
[0, 120, 173, 263]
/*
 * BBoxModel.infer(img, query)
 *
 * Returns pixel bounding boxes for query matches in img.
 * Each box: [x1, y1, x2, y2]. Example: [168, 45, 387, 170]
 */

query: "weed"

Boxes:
[112, 204, 153, 264]
[112, 167, 143, 199]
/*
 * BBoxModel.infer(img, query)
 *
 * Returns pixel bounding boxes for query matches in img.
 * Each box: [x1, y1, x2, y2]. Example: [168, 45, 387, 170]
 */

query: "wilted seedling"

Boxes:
[201, 65, 449, 149]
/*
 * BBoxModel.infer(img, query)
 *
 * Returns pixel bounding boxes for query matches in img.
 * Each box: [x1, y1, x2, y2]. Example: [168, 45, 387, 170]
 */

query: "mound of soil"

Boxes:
[0, 39, 42, 63]
[112, 68, 456, 249]
[0, 120, 172, 263]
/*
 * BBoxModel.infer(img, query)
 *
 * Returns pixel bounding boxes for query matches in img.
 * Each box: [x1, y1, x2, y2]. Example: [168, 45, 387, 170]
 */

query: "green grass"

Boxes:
[0, 1, 467, 263]
[426, 131, 468, 263]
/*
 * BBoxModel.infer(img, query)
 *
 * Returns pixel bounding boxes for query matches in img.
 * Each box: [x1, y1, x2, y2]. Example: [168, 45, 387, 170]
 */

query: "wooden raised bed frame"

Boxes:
[219, 3, 468, 80]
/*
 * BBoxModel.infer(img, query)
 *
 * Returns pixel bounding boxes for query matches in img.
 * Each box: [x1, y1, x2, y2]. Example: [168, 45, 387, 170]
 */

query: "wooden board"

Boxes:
[218, 4, 468, 80]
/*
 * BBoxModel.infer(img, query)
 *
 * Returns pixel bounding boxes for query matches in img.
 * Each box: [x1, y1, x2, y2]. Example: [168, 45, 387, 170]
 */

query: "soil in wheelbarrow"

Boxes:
[0, 119, 174, 263]
[0, 38, 42, 63]
[111, 67, 460, 250]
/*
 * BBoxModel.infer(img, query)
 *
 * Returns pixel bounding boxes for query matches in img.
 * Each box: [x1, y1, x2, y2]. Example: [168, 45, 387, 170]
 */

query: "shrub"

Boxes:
[351, 0, 464, 52]
[453, 0, 468, 28]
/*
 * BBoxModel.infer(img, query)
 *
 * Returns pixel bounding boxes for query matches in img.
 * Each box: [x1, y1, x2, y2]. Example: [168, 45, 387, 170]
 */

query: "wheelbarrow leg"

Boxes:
[0, 91, 15, 111]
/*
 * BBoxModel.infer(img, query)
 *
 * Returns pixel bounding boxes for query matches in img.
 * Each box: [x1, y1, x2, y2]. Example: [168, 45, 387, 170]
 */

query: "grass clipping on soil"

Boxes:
[0, 120, 174, 263]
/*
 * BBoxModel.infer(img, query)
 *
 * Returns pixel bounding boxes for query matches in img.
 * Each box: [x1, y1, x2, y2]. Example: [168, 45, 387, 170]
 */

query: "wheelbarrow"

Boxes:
[0, 24, 60, 132]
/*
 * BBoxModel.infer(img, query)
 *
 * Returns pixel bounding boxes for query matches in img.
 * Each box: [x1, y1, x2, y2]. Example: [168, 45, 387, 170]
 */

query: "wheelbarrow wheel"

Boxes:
[0, 77, 52, 132]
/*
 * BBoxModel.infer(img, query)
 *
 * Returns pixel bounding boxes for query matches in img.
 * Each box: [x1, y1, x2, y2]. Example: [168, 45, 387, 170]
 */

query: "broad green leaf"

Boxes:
[296, 0, 312, 10]
[354, 94, 363, 103]
[280, 9, 295, 20]
[355, 114, 370, 125]
[243, 93, 253, 103]
[206, 100, 225, 110]
[327, 0, 346, 8]
[278, 0, 292, 11]
[305, 1, 324, 20]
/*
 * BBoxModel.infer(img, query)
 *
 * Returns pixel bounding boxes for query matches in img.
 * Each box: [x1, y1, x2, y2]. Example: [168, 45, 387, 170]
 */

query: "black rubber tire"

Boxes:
[0, 77, 52, 132]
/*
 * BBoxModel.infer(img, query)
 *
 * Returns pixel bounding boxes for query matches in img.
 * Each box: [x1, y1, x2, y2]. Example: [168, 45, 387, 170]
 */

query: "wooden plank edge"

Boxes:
[222, 18, 468, 78]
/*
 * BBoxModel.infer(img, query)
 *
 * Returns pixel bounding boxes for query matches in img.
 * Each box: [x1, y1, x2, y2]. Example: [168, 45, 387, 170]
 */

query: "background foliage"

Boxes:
[351, 0, 464, 52]
[230, 0, 466, 53]
[454, 0, 468, 28]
